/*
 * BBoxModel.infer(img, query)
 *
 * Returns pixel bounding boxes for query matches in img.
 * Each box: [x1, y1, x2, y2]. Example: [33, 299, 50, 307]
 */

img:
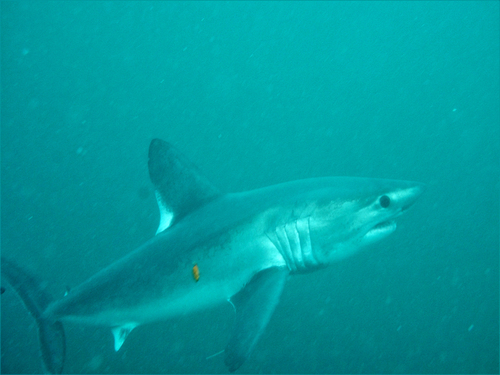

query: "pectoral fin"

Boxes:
[225, 266, 288, 372]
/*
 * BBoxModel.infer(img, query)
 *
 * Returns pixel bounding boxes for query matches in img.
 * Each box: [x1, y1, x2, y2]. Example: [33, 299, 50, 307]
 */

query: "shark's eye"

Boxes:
[379, 195, 391, 208]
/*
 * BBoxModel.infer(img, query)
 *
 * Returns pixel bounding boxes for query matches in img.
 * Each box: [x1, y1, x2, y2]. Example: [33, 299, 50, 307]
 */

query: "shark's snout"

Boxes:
[400, 182, 425, 212]
[362, 181, 424, 245]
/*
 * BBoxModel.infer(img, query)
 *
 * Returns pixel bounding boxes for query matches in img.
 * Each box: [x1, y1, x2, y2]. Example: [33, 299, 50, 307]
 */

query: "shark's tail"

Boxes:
[1, 257, 65, 374]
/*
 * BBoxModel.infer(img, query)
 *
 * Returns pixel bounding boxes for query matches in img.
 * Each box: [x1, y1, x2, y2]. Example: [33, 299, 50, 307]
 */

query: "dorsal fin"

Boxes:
[148, 139, 222, 233]
[111, 323, 137, 351]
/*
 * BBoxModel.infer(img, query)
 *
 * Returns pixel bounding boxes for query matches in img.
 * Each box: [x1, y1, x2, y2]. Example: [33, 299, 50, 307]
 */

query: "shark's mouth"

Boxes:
[365, 220, 397, 240]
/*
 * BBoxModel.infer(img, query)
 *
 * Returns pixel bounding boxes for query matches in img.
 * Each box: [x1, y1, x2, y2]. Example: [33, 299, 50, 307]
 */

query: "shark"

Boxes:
[1, 139, 424, 373]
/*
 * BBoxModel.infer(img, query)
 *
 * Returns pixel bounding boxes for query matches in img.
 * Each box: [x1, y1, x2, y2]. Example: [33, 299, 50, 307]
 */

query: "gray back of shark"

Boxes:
[1, 139, 424, 373]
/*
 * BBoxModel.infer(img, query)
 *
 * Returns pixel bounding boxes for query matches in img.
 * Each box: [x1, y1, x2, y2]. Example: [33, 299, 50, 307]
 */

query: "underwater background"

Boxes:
[1, 1, 498, 373]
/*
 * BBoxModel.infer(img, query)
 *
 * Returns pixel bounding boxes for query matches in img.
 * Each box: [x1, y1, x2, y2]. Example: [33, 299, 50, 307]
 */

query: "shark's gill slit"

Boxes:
[301, 217, 317, 268]
[276, 226, 293, 271]
[285, 221, 302, 269]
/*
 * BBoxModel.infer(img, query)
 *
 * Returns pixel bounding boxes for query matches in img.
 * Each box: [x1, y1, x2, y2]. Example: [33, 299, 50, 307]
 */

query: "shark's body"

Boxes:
[1, 139, 424, 373]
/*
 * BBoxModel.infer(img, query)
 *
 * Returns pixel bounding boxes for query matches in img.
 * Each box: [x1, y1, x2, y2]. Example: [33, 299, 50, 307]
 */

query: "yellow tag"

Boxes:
[192, 264, 200, 282]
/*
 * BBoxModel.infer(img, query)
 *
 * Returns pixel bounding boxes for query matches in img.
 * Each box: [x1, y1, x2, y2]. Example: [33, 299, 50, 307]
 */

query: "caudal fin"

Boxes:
[1, 257, 65, 374]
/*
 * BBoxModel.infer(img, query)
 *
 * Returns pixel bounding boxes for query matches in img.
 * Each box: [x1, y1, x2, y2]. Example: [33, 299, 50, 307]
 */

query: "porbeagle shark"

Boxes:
[1, 139, 424, 373]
